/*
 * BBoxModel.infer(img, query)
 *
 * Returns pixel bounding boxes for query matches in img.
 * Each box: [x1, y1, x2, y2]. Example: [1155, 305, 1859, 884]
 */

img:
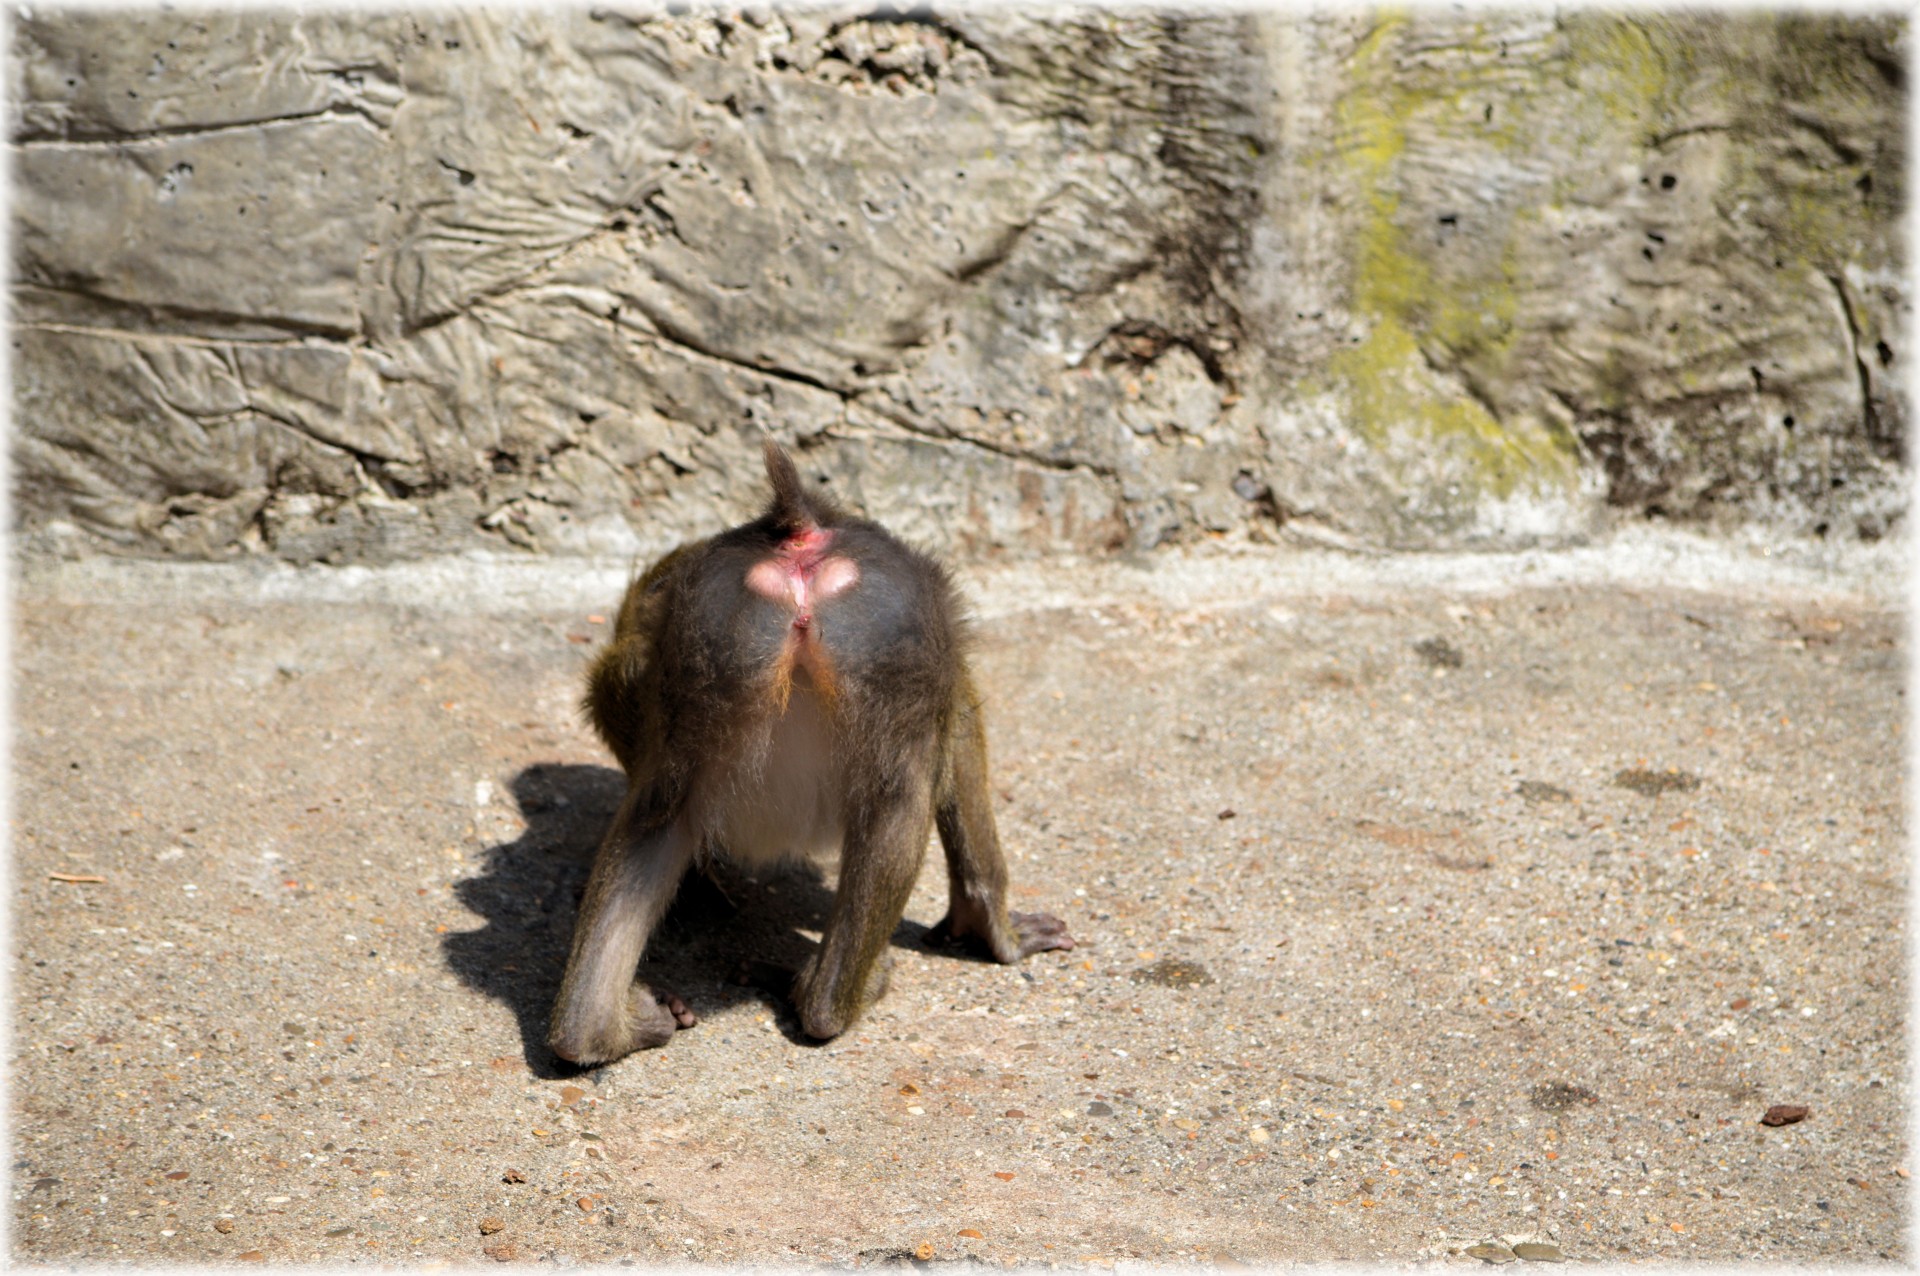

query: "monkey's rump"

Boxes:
[645, 521, 957, 855]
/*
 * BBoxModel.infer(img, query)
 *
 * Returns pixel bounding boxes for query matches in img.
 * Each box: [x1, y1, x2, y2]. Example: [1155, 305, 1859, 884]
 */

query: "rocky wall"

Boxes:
[10, 8, 1908, 563]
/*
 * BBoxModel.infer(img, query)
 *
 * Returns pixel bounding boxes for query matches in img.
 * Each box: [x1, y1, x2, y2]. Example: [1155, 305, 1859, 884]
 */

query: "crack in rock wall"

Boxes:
[10, 8, 1908, 563]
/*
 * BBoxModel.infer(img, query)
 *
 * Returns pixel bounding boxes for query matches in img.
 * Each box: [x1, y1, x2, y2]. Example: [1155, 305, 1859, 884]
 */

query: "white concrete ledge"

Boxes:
[16, 526, 1908, 618]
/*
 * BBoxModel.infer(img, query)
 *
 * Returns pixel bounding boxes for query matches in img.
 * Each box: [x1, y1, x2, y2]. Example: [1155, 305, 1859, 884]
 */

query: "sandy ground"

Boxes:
[9, 536, 1909, 1266]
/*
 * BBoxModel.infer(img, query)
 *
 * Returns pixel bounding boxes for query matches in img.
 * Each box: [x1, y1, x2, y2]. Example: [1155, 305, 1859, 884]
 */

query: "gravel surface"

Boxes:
[10, 539, 1908, 1265]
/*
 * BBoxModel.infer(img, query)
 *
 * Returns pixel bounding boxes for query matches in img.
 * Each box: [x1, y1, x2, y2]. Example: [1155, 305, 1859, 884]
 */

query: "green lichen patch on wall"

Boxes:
[1322, 11, 1579, 510]
[1299, 8, 1905, 540]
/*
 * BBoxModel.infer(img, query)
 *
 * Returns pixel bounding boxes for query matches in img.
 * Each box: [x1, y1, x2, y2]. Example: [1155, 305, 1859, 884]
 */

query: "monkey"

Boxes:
[548, 441, 1075, 1065]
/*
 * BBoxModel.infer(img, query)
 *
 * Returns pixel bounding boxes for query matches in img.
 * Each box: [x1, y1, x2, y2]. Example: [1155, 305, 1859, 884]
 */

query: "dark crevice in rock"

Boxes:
[944, 213, 1041, 285]
[22, 277, 359, 343]
[401, 275, 554, 338]
[1785, 107, 1863, 166]
[1862, 46, 1906, 91]
[1063, 255, 1159, 307]
[823, 6, 1001, 78]
[11, 104, 388, 147]
[400, 215, 653, 337]
[1230, 470, 1288, 528]
[626, 312, 857, 403]
[12, 317, 327, 351]
[1092, 320, 1233, 392]
[229, 351, 430, 502]
[1824, 271, 1892, 460]
[1647, 122, 1733, 150]
[1416, 341, 1504, 426]
[247, 403, 421, 502]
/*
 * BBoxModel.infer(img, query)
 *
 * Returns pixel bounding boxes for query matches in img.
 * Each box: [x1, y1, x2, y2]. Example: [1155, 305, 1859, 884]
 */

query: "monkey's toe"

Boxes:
[1011, 910, 1076, 957]
[661, 989, 698, 1029]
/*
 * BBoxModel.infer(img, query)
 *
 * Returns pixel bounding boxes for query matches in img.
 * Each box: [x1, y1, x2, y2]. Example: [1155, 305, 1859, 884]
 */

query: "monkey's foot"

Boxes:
[1009, 910, 1076, 957]
[548, 983, 695, 1066]
[927, 907, 1076, 962]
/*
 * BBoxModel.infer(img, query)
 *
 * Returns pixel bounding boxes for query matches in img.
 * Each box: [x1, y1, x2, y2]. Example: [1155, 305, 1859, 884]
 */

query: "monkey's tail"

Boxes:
[762, 439, 841, 534]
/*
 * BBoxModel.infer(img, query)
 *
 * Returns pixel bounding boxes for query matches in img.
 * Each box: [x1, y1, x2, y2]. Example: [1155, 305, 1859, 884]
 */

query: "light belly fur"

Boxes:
[697, 688, 845, 866]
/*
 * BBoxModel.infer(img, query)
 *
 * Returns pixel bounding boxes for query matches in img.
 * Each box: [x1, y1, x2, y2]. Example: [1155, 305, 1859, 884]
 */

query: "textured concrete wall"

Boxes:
[10, 8, 1908, 563]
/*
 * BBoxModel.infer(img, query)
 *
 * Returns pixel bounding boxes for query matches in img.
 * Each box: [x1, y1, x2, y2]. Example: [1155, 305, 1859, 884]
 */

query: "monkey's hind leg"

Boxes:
[548, 807, 699, 1066]
[790, 767, 936, 1041]
[927, 676, 1075, 961]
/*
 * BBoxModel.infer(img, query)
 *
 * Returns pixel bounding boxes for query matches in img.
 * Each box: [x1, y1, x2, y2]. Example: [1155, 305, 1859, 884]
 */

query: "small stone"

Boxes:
[1529, 1080, 1595, 1112]
[213, 1219, 235, 1234]
[992, 1171, 1015, 1181]
[577, 1194, 603, 1211]
[501, 1168, 527, 1184]
[958, 1229, 983, 1239]
[1512, 1242, 1564, 1262]
[479, 1217, 505, 1235]
[1467, 1242, 1516, 1263]
[163, 1170, 188, 1181]
[1613, 768, 1701, 797]
[1248, 1127, 1270, 1144]
[237, 1251, 265, 1262]
[325, 1227, 354, 1238]
[1086, 1101, 1113, 1116]
[1414, 637, 1464, 668]
[1003, 1109, 1026, 1119]
[559, 1085, 585, 1106]
[1129, 957, 1213, 988]
[1515, 780, 1571, 804]
[915, 1242, 936, 1261]
[857, 1246, 922, 1267]
[1760, 1104, 1810, 1126]
[483, 1241, 520, 1262]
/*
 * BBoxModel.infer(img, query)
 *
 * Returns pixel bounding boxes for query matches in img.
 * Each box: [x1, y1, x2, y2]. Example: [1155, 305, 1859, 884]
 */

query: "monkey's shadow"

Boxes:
[439, 762, 949, 1077]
